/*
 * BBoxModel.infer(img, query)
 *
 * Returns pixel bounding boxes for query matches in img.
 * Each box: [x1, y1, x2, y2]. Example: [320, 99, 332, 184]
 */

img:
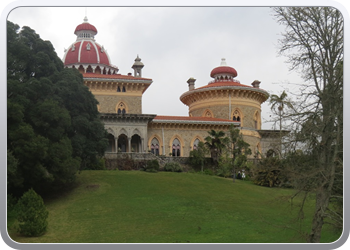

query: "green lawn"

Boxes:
[8, 170, 341, 243]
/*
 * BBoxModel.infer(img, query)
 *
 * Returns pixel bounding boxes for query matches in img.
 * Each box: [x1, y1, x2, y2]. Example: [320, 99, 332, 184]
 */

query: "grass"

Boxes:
[7, 170, 342, 243]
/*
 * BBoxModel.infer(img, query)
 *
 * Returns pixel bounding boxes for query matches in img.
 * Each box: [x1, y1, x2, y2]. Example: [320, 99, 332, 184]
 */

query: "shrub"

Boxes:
[16, 188, 49, 236]
[252, 157, 285, 187]
[144, 160, 159, 172]
[164, 162, 183, 172]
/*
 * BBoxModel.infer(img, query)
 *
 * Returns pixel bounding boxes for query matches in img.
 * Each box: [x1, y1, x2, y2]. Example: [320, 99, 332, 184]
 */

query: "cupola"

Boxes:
[132, 55, 144, 77]
[62, 17, 118, 74]
[210, 58, 238, 80]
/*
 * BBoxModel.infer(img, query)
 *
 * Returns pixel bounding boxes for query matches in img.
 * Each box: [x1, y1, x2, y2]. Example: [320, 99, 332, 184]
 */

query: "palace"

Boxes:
[62, 17, 280, 159]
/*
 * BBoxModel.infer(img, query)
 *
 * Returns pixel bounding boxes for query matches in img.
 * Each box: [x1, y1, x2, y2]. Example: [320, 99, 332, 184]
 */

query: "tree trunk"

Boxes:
[308, 186, 331, 242]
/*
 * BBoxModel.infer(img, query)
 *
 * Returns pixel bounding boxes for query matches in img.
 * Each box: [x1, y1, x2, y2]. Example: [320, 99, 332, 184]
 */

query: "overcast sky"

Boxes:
[5, 6, 334, 129]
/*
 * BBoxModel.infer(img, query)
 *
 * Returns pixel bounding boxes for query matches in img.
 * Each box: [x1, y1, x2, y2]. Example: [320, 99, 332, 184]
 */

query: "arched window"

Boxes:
[254, 111, 260, 130]
[122, 86, 126, 92]
[193, 138, 200, 150]
[232, 110, 241, 123]
[117, 86, 121, 92]
[117, 102, 126, 114]
[151, 138, 160, 156]
[86, 65, 93, 73]
[172, 138, 181, 157]
[203, 109, 213, 118]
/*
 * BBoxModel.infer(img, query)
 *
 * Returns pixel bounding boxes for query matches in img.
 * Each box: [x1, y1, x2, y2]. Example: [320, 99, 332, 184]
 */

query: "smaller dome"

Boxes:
[74, 17, 97, 35]
[210, 58, 238, 78]
[132, 55, 144, 67]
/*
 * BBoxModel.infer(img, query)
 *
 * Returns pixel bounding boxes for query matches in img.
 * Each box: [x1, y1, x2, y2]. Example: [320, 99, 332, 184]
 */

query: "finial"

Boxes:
[220, 58, 227, 66]
[84, 16, 88, 23]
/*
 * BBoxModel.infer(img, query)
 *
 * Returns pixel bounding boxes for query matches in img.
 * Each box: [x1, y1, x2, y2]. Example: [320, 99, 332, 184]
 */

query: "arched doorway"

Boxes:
[131, 134, 142, 152]
[107, 134, 115, 152]
[117, 134, 128, 152]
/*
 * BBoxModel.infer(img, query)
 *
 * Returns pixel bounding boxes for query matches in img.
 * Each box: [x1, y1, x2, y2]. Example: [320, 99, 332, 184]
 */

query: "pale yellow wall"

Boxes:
[94, 95, 142, 114]
[147, 126, 211, 157]
[147, 125, 262, 158]
[191, 104, 262, 129]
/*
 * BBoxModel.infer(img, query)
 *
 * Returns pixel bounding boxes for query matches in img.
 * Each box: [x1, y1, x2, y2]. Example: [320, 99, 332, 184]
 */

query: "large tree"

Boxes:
[7, 21, 108, 196]
[273, 7, 343, 242]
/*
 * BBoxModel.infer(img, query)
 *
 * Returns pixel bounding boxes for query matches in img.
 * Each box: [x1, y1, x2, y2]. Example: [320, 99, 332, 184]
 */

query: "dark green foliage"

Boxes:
[164, 162, 183, 172]
[253, 157, 286, 187]
[144, 160, 160, 173]
[16, 189, 49, 237]
[205, 130, 228, 167]
[7, 21, 108, 196]
[189, 141, 209, 172]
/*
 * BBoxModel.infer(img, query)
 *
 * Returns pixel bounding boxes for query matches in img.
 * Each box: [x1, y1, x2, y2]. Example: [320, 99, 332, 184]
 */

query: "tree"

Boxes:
[16, 188, 49, 236]
[227, 126, 252, 182]
[270, 91, 293, 131]
[204, 130, 228, 167]
[189, 141, 208, 172]
[269, 91, 293, 156]
[7, 21, 108, 196]
[273, 7, 343, 242]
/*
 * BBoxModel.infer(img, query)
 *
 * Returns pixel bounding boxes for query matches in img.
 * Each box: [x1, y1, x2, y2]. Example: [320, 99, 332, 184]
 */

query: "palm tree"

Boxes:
[269, 91, 293, 156]
[204, 130, 228, 167]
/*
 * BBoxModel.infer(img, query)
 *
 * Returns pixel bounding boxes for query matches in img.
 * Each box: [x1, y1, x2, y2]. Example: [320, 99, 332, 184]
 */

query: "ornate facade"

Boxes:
[63, 17, 280, 159]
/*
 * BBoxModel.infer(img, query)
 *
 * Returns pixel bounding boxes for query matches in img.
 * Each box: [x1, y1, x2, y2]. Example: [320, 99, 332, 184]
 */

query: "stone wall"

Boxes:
[147, 126, 211, 157]
[95, 95, 142, 114]
[191, 104, 261, 129]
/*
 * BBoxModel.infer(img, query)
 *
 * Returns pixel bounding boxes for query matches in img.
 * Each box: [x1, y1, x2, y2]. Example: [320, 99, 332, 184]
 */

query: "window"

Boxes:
[151, 138, 160, 156]
[254, 111, 260, 129]
[172, 138, 181, 157]
[233, 110, 241, 122]
[193, 138, 200, 150]
[117, 102, 126, 114]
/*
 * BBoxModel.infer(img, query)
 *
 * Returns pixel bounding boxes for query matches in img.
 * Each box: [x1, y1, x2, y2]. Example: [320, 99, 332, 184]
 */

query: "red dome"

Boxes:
[63, 41, 110, 66]
[74, 22, 97, 35]
[210, 66, 237, 78]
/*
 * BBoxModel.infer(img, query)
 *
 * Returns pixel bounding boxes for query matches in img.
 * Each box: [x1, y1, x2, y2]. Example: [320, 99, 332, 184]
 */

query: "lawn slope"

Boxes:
[8, 170, 341, 243]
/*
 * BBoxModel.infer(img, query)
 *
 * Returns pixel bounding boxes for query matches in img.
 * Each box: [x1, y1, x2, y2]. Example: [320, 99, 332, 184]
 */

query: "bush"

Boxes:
[144, 160, 159, 172]
[164, 162, 183, 172]
[252, 157, 284, 187]
[16, 188, 49, 236]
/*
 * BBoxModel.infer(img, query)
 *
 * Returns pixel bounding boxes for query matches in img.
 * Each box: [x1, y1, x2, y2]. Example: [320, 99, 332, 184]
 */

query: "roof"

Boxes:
[74, 22, 97, 34]
[64, 41, 110, 66]
[210, 65, 238, 78]
[152, 115, 237, 125]
[83, 73, 152, 81]
[196, 80, 253, 90]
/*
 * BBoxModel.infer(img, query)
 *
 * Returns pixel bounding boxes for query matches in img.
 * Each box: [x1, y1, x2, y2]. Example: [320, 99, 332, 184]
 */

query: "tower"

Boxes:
[132, 55, 144, 77]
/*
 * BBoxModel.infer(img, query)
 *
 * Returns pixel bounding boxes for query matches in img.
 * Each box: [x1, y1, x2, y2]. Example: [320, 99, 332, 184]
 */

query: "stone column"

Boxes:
[141, 138, 144, 152]
[115, 138, 118, 152]
[128, 137, 131, 153]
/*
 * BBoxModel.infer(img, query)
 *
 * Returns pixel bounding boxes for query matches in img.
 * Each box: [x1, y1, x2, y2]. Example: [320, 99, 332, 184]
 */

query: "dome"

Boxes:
[74, 16, 97, 36]
[63, 17, 118, 74]
[210, 59, 237, 78]
[210, 66, 237, 78]
[74, 22, 97, 35]
[63, 41, 110, 66]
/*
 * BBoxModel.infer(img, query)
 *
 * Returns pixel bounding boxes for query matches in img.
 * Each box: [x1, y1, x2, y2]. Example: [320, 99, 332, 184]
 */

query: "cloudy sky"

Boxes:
[5, 4, 344, 129]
